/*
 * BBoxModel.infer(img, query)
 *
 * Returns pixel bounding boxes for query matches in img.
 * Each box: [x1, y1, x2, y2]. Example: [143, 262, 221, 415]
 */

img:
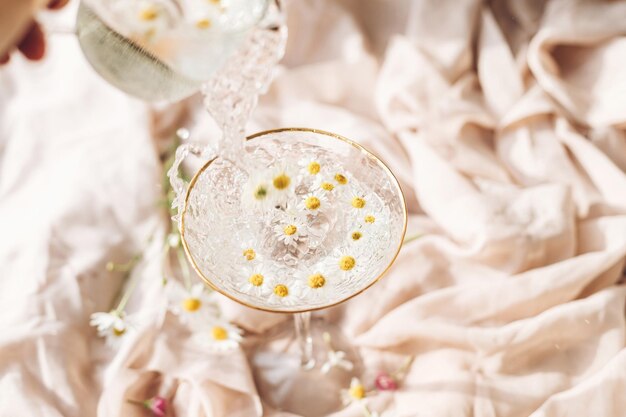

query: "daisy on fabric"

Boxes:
[90, 310, 132, 348]
[341, 377, 367, 405]
[239, 264, 272, 297]
[166, 281, 219, 325]
[267, 278, 304, 306]
[320, 331, 353, 374]
[321, 349, 354, 374]
[192, 320, 243, 352]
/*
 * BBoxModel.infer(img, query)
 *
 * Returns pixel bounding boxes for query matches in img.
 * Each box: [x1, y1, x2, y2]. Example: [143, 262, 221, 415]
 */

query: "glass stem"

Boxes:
[293, 312, 315, 370]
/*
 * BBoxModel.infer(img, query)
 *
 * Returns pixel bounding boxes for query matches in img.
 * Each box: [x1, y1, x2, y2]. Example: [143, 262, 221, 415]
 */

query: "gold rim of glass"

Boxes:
[180, 127, 408, 313]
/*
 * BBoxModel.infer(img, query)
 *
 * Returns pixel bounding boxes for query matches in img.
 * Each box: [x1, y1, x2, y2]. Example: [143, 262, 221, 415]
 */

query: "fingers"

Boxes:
[1, 0, 68, 64]
[17, 22, 46, 61]
[48, 0, 69, 10]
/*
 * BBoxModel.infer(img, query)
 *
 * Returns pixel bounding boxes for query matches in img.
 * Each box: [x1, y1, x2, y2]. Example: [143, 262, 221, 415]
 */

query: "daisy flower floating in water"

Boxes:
[192, 320, 243, 352]
[90, 310, 132, 348]
[239, 264, 272, 297]
[298, 157, 323, 176]
[296, 269, 333, 301]
[242, 174, 275, 211]
[298, 190, 327, 215]
[166, 281, 219, 326]
[312, 176, 338, 198]
[269, 163, 296, 203]
[273, 211, 308, 247]
[239, 236, 262, 264]
[267, 278, 304, 306]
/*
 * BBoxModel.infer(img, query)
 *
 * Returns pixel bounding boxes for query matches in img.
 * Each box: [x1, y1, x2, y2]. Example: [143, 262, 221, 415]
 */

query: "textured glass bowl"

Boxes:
[181, 128, 407, 313]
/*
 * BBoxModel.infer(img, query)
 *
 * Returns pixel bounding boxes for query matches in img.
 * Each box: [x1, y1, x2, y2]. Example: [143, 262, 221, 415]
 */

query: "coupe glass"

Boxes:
[177, 127, 407, 414]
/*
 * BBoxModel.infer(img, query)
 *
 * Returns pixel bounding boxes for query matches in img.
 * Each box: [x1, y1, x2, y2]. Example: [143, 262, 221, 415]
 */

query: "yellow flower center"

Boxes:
[112, 328, 126, 337]
[334, 173, 348, 185]
[308, 161, 321, 175]
[339, 256, 356, 271]
[352, 197, 366, 209]
[274, 284, 289, 297]
[308, 273, 326, 288]
[364, 215, 376, 224]
[305, 196, 321, 210]
[209, 0, 221, 4]
[249, 274, 264, 286]
[351, 231, 362, 241]
[243, 248, 256, 261]
[349, 384, 365, 400]
[273, 173, 291, 190]
[138, 6, 159, 21]
[284, 225, 298, 236]
[321, 182, 334, 191]
[195, 18, 212, 29]
[211, 326, 228, 341]
[253, 184, 268, 200]
[182, 298, 202, 312]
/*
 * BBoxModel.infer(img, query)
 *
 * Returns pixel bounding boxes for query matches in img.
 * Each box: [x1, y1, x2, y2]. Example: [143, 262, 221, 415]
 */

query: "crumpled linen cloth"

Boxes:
[1, 0, 626, 416]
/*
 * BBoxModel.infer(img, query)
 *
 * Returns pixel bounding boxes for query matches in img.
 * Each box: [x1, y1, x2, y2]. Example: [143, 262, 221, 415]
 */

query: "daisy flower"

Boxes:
[267, 278, 304, 306]
[347, 228, 365, 244]
[166, 281, 219, 326]
[298, 157, 323, 176]
[107, 0, 177, 43]
[298, 190, 327, 215]
[361, 207, 389, 232]
[323, 247, 363, 276]
[269, 163, 296, 195]
[192, 320, 243, 352]
[238, 264, 272, 297]
[242, 173, 275, 211]
[238, 236, 262, 264]
[333, 172, 350, 186]
[320, 349, 354, 374]
[312, 176, 338, 197]
[90, 310, 133, 348]
[341, 377, 367, 406]
[273, 211, 308, 246]
[348, 190, 373, 214]
[297, 269, 333, 301]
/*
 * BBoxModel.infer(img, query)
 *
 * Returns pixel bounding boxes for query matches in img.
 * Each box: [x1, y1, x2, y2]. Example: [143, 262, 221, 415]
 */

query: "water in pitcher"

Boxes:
[76, 0, 269, 101]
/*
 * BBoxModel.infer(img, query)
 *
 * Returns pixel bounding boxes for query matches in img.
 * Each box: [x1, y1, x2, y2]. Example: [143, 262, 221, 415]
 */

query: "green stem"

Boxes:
[126, 399, 147, 408]
[402, 233, 423, 245]
[391, 355, 415, 381]
[176, 245, 192, 290]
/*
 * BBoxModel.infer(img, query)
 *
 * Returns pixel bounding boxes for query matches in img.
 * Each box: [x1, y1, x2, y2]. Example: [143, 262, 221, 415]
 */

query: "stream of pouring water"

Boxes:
[167, 0, 287, 222]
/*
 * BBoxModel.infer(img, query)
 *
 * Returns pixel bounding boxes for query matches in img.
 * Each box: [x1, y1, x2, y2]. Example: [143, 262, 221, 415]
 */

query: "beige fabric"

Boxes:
[1, 0, 626, 416]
